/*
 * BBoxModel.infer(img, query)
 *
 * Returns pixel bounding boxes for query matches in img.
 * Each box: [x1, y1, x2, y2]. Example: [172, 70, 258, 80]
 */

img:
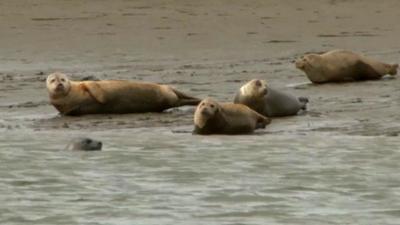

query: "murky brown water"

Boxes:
[1, 129, 400, 225]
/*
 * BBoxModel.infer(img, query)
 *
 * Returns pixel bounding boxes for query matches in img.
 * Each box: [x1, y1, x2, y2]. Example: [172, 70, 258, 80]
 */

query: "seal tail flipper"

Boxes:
[172, 88, 201, 106]
[298, 96, 309, 110]
[388, 64, 398, 75]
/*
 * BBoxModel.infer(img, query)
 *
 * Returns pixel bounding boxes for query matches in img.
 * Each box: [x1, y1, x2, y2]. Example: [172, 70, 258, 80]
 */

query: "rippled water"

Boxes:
[1, 128, 399, 225]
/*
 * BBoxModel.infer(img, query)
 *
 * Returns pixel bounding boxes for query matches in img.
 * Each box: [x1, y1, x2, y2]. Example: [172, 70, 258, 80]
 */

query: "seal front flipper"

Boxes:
[298, 96, 309, 110]
[80, 82, 107, 104]
[388, 64, 398, 75]
[192, 125, 208, 135]
[256, 114, 271, 129]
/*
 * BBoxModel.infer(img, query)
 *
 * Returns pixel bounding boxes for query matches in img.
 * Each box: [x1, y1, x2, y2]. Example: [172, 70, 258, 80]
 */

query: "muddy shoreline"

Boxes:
[1, 0, 399, 136]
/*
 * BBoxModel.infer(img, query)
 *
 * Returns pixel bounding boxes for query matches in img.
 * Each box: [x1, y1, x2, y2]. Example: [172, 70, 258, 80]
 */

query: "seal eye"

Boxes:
[50, 79, 56, 83]
[61, 78, 66, 82]
[85, 139, 92, 144]
[210, 104, 215, 108]
[255, 80, 262, 87]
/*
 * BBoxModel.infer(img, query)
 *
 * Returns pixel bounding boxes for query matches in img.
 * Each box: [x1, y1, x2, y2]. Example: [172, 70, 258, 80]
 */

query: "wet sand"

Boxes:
[1, 0, 399, 135]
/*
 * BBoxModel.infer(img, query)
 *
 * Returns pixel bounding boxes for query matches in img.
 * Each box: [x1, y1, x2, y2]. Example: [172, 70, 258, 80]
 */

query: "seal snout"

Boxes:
[295, 59, 305, 69]
[252, 79, 268, 96]
[261, 87, 268, 96]
[201, 108, 211, 116]
[55, 83, 64, 92]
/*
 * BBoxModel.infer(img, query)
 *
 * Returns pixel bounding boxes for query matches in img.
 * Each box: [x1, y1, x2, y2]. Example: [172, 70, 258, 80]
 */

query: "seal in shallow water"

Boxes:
[295, 49, 398, 83]
[193, 98, 271, 135]
[234, 79, 308, 117]
[46, 72, 201, 115]
[66, 138, 102, 151]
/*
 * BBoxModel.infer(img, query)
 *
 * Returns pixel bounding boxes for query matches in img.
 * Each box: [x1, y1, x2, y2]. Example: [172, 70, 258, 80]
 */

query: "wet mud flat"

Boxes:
[0, 0, 399, 136]
[1, 57, 399, 137]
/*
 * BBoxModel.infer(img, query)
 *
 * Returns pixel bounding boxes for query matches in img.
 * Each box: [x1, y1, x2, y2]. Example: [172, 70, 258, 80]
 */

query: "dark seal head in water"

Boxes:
[67, 138, 102, 151]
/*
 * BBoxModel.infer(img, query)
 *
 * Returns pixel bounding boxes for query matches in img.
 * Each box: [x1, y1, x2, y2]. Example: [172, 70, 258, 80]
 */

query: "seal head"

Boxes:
[67, 138, 102, 151]
[239, 79, 268, 98]
[46, 72, 72, 97]
[295, 54, 321, 74]
[194, 98, 219, 129]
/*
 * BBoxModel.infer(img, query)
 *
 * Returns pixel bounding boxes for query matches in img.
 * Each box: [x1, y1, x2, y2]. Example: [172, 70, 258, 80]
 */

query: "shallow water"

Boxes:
[1, 128, 400, 225]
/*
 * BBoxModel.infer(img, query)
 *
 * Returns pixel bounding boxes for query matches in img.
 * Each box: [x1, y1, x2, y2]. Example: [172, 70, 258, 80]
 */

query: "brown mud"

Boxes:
[0, 0, 399, 136]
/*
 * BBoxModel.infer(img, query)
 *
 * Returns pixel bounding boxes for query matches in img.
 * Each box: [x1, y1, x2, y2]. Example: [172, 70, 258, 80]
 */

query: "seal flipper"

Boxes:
[256, 120, 267, 129]
[354, 60, 384, 80]
[256, 114, 271, 129]
[81, 82, 107, 104]
[388, 64, 398, 75]
[298, 97, 309, 110]
[192, 125, 203, 135]
[172, 88, 201, 106]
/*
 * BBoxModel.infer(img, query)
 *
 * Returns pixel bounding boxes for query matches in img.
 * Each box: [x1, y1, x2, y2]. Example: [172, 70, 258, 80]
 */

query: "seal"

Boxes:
[66, 138, 102, 151]
[46, 72, 201, 115]
[295, 49, 398, 83]
[193, 98, 271, 135]
[234, 79, 308, 117]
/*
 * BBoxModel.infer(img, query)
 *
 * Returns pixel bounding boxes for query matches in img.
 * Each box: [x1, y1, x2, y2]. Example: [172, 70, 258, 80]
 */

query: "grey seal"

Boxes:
[234, 79, 308, 117]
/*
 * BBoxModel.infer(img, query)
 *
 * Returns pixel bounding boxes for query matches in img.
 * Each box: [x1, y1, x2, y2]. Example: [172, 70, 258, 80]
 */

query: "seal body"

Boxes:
[66, 138, 102, 151]
[234, 79, 308, 117]
[295, 49, 398, 83]
[193, 98, 270, 135]
[46, 72, 201, 115]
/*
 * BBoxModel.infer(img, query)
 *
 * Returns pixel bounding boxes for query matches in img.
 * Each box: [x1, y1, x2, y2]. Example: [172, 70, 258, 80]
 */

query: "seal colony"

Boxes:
[45, 49, 398, 137]
[46, 72, 201, 115]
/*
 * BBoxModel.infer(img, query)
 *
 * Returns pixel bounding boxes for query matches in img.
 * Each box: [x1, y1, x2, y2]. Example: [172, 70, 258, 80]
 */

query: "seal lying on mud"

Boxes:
[234, 79, 308, 117]
[66, 138, 102, 151]
[193, 98, 271, 135]
[295, 49, 398, 83]
[46, 72, 201, 115]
